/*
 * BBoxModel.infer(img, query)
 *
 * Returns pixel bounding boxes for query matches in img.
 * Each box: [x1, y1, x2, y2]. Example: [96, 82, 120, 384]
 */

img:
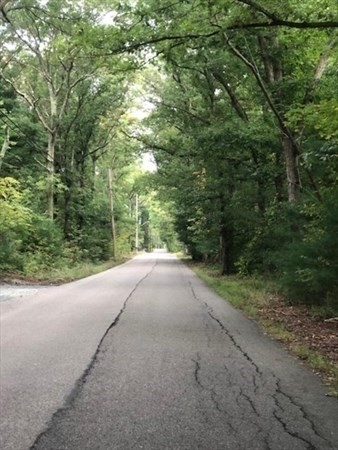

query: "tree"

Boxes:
[1, 1, 98, 218]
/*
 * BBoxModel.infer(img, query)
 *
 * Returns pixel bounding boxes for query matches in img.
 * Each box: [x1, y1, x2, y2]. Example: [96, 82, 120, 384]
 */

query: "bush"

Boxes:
[0, 177, 32, 271]
[22, 215, 64, 257]
[0, 177, 80, 275]
[279, 190, 338, 309]
[76, 229, 112, 262]
[237, 202, 306, 275]
[20, 216, 71, 275]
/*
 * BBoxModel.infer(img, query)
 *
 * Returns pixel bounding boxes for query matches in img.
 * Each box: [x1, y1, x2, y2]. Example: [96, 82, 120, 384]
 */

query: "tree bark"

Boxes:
[63, 188, 72, 239]
[47, 131, 56, 220]
[258, 33, 301, 201]
[135, 193, 139, 251]
[220, 225, 234, 275]
[108, 168, 117, 259]
[274, 149, 284, 202]
[280, 134, 301, 203]
[0, 124, 10, 173]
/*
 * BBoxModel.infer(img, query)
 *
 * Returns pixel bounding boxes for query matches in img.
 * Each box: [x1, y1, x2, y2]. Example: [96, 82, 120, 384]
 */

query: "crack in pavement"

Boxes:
[272, 409, 316, 450]
[189, 282, 270, 441]
[191, 354, 271, 447]
[192, 353, 203, 389]
[189, 281, 263, 377]
[30, 259, 158, 450]
[206, 307, 263, 375]
[270, 376, 329, 449]
[188, 280, 332, 450]
[191, 354, 238, 436]
[255, 430, 272, 450]
[239, 366, 260, 395]
[238, 386, 260, 417]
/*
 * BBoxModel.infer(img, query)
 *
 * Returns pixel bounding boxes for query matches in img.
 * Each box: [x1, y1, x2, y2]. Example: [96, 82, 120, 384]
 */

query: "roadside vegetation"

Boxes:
[1, 257, 129, 285]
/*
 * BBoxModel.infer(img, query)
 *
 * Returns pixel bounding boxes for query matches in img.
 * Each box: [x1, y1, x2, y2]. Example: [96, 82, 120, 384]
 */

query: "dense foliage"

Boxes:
[0, 0, 177, 277]
[1, 0, 337, 308]
[124, 0, 338, 308]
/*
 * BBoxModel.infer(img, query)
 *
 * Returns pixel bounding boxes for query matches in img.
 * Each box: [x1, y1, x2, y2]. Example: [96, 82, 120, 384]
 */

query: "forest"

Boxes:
[1, 0, 338, 312]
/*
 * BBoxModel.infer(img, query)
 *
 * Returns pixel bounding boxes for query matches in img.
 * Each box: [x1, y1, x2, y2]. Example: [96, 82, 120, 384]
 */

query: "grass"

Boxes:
[41, 258, 129, 283]
[290, 344, 338, 395]
[260, 319, 295, 342]
[191, 263, 274, 318]
[188, 261, 338, 396]
[1, 257, 129, 284]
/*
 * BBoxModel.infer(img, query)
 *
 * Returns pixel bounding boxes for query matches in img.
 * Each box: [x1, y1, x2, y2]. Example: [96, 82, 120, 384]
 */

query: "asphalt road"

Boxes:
[1, 251, 337, 450]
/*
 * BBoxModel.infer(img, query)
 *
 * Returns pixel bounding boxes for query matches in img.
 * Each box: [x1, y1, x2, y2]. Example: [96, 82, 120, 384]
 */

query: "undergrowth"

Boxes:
[1, 257, 129, 284]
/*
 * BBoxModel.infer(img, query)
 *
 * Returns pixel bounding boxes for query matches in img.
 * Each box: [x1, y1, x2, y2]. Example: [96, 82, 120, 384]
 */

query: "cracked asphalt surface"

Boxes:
[1, 251, 337, 449]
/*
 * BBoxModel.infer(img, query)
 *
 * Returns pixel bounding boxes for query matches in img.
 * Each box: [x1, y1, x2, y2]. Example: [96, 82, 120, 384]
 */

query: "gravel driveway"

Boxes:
[0, 284, 48, 302]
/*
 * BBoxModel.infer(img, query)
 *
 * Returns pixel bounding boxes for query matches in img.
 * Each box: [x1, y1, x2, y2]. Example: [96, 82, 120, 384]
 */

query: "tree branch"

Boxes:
[234, 0, 338, 29]
[211, 69, 249, 121]
[0, 0, 11, 23]
[314, 36, 337, 81]
[224, 34, 299, 153]
[1, 75, 53, 133]
[152, 99, 211, 125]
[235, 0, 281, 22]
[229, 20, 338, 30]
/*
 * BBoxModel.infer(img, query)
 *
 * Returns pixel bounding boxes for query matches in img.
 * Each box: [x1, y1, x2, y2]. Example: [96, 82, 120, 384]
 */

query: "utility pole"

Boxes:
[135, 193, 139, 251]
[108, 168, 117, 259]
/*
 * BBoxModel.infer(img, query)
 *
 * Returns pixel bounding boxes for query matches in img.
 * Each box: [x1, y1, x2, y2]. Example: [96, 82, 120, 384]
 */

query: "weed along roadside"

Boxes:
[188, 261, 338, 396]
[0, 257, 130, 286]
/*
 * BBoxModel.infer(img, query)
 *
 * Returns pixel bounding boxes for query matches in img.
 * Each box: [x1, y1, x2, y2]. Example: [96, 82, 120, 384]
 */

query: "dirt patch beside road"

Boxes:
[262, 296, 338, 363]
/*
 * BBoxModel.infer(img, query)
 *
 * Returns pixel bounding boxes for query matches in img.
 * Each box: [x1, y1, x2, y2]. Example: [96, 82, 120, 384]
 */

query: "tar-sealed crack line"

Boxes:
[30, 259, 158, 450]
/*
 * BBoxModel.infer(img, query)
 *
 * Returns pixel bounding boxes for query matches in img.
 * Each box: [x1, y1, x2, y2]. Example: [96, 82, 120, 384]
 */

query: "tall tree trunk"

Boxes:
[135, 193, 139, 251]
[92, 156, 98, 192]
[274, 149, 284, 202]
[108, 168, 117, 259]
[258, 34, 301, 202]
[0, 124, 10, 173]
[47, 131, 56, 220]
[280, 134, 301, 202]
[219, 180, 234, 275]
[63, 189, 71, 238]
[220, 225, 233, 275]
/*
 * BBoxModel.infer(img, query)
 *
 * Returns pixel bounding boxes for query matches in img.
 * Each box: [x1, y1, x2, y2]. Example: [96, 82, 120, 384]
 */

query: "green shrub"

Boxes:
[280, 190, 338, 309]
[237, 202, 306, 275]
[22, 215, 64, 256]
[0, 177, 32, 271]
[77, 229, 112, 262]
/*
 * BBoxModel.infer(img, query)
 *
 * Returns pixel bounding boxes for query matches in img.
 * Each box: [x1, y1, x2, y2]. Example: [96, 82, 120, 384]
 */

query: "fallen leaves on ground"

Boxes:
[262, 296, 338, 363]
